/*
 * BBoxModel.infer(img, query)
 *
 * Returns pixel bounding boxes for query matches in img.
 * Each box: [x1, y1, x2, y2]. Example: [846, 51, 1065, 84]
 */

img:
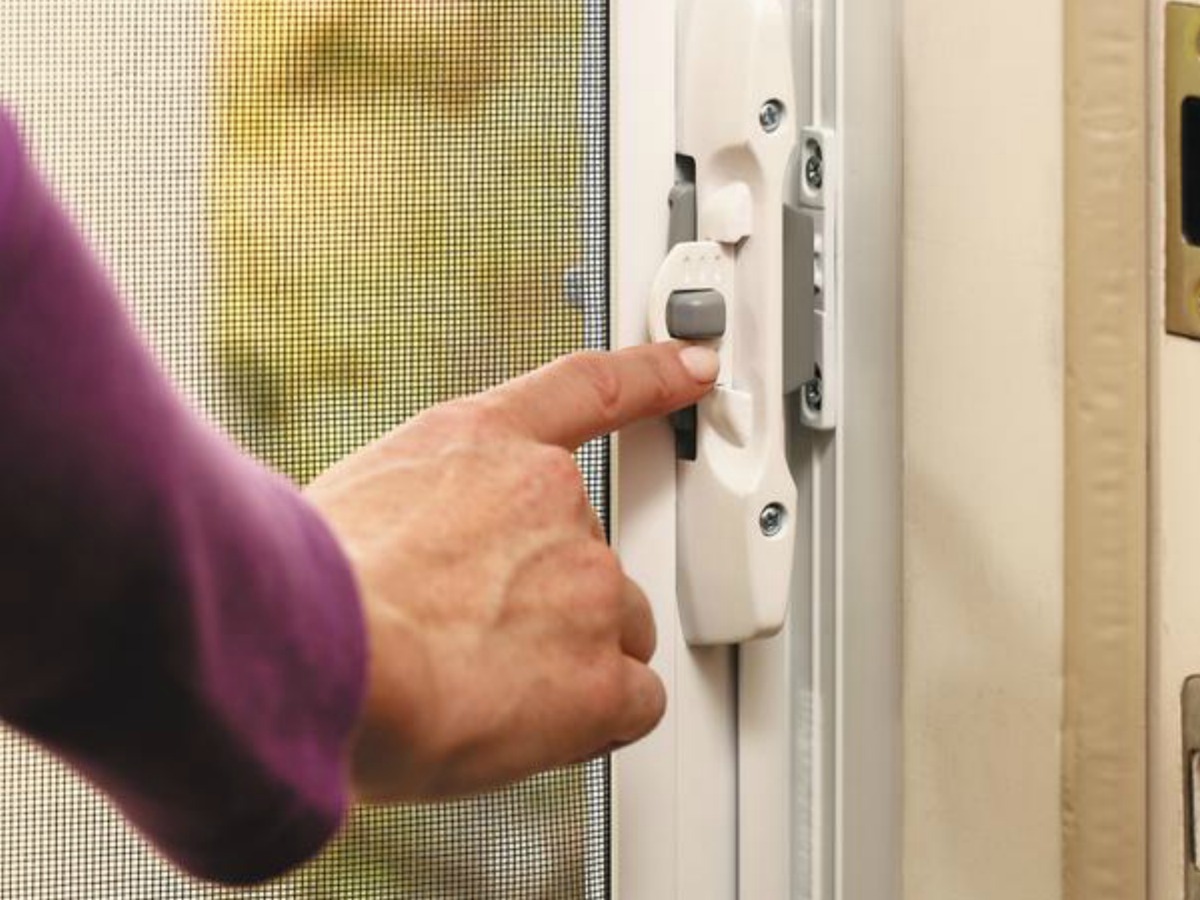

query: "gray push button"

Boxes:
[667, 290, 727, 340]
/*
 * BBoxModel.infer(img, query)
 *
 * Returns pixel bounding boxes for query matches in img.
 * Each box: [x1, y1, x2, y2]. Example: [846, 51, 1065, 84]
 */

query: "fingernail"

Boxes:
[679, 345, 720, 383]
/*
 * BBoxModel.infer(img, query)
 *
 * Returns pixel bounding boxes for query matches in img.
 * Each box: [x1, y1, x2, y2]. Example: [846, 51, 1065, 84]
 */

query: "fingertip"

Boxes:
[678, 344, 721, 383]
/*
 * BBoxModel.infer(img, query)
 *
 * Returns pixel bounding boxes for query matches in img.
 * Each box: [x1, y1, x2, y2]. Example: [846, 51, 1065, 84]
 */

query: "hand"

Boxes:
[307, 342, 720, 803]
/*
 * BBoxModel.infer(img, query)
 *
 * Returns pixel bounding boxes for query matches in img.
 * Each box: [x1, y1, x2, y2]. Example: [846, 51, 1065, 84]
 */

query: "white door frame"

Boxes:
[827, 0, 903, 896]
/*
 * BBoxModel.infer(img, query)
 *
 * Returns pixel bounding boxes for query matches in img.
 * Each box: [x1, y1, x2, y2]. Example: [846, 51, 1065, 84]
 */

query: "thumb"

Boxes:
[488, 342, 719, 449]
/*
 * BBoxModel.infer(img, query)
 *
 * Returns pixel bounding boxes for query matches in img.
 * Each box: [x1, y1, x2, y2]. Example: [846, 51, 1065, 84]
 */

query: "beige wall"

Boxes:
[903, 1, 1066, 899]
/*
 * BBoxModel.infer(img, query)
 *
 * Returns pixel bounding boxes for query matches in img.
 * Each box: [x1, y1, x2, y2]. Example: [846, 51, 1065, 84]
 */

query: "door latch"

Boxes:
[647, 0, 836, 646]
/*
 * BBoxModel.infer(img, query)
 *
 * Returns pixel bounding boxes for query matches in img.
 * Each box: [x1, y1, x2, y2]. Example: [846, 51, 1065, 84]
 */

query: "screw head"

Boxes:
[759, 503, 787, 538]
[759, 99, 786, 134]
[804, 140, 825, 191]
[804, 378, 824, 413]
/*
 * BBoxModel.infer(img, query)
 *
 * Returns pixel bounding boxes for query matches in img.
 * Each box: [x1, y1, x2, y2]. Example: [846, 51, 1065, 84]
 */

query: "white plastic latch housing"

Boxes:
[647, 0, 800, 646]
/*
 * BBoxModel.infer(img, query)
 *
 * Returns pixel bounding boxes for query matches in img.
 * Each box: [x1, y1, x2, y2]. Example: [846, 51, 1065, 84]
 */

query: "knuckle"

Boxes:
[539, 445, 587, 495]
[628, 584, 657, 653]
[575, 544, 625, 615]
[593, 663, 667, 743]
[510, 445, 585, 515]
[452, 401, 508, 441]
[419, 399, 510, 444]
[589, 657, 628, 721]
[647, 354, 680, 410]
[466, 396, 518, 433]
[640, 675, 668, 731]
[518, 445, 589, 517]
[566, 352, 623, 432]
[416, 402, 470, 435]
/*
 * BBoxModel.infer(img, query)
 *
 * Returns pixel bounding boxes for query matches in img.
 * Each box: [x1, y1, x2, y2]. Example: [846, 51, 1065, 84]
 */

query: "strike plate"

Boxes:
[1167, 4, 1200, 339]
[1184, 677, 1200, 897]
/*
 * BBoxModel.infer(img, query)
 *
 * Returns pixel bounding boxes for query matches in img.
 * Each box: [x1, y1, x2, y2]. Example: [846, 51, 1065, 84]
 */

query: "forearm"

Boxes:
[0, 111, 367, 885]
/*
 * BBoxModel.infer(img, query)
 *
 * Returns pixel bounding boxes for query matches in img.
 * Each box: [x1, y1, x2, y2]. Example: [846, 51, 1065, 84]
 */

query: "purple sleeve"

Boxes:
[0, 112, 368, 884]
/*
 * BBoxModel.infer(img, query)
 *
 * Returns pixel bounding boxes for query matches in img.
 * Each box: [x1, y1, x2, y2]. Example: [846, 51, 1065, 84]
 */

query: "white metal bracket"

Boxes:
[795, 125, 838, 432]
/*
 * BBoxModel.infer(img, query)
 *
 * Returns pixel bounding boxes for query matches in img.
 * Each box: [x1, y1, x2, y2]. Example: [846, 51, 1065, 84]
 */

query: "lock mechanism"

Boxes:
[648, 0, 836, 646]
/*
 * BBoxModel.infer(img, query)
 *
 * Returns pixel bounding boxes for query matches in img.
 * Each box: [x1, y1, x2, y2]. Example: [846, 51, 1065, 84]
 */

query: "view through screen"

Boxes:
[0, 2, 611, 897]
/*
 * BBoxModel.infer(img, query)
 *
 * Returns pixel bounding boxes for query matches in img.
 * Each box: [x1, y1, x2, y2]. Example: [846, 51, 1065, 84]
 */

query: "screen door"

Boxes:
[0, 2, 611, 897]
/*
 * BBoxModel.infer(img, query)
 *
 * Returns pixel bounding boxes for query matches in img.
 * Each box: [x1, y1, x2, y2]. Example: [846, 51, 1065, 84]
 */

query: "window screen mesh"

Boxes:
[0, 2, 610, 897]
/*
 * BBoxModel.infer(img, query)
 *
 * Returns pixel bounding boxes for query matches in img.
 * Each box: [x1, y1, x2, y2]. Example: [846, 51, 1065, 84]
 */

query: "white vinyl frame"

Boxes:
[610, 1, 902, 899]
[611, 0, 739, 896]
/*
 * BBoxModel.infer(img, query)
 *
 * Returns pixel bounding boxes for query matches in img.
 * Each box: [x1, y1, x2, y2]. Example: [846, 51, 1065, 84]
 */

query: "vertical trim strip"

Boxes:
[1063, 0, 1149, 897]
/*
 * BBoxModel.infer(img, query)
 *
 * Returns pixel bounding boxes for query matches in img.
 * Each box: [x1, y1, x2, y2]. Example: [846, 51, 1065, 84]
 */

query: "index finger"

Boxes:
[488, 342, 720, 449]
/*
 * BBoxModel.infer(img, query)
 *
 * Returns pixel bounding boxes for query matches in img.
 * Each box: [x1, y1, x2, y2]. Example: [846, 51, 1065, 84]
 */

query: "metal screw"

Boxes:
[759, 99, 786, 134]
[804, 377, 824, 413]
[804, 140, 825, 191]
[759, 503, 787, 538]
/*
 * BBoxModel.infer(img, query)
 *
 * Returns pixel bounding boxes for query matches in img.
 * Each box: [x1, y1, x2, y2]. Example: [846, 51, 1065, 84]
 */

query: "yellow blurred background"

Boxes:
[212, 0, 589, 483]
